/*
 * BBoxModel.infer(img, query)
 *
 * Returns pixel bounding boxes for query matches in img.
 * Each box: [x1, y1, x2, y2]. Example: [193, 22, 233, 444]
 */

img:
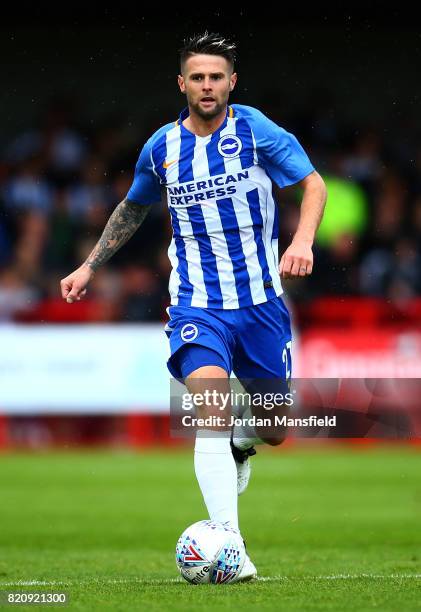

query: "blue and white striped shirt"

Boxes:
[127, 104, 314, 309]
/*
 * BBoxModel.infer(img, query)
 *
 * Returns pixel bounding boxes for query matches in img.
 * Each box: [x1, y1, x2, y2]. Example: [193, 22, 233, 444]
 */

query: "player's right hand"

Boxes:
[60, 264, 95, 303]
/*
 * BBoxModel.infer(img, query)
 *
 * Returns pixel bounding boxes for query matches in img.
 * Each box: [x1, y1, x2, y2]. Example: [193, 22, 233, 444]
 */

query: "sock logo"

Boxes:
[181, 323, 199, 342]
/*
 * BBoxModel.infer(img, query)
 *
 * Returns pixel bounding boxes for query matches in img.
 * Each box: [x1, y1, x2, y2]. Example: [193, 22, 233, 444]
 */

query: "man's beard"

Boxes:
[189, 98, 226, 120]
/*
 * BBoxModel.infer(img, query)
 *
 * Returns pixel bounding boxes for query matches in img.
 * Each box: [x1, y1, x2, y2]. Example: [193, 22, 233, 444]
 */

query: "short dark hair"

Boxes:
[179, 32, 237, 72]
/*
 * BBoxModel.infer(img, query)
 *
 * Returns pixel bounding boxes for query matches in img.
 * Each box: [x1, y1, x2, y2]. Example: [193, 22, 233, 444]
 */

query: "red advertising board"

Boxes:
[296, 329, 421, 378]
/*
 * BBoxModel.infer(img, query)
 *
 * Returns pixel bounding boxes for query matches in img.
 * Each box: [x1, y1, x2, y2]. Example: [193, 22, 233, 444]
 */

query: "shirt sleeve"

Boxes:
[246, 107, 315, 188]
[126, 139, 162, 205]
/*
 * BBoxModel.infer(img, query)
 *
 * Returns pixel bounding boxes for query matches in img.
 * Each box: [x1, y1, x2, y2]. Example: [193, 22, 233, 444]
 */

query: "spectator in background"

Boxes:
[13, 211, 49, 280]
[359, 170, 417, 300]
[5, 96, 87, 187]
[0, 219, 12, 267]
[3, 155, 53, 216]
[119, 264, 164, 322]
[361, 237, 421, 300]
[65, 155, 113, 223]
[412, 196, 421, 238]
[0, 266, 40, 321]
[308, 231, 361, 297]
[315, 157, 368, 248]
[44, 188, 78, 272]
[367, 171, 408, 249]
[342, 127, 383, 198]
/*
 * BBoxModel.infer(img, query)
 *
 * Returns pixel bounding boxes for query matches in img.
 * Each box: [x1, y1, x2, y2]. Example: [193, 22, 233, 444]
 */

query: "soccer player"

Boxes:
[60, 32, 327, 581]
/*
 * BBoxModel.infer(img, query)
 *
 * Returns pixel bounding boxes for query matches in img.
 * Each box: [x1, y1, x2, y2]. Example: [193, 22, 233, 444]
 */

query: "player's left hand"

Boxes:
[279, 240, 313, 279]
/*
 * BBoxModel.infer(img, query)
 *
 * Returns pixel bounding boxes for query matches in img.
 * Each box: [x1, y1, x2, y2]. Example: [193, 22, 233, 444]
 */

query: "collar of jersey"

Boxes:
[176, 105, 234, 138]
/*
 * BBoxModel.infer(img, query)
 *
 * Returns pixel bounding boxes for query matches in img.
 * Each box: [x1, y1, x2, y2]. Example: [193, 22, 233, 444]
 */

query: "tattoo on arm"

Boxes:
[85, 198, 152, 272]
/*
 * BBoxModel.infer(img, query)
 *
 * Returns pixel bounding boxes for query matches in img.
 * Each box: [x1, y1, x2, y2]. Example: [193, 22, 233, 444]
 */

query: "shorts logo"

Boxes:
[181, 323, 198, 342]
[217, 135, 242, 159]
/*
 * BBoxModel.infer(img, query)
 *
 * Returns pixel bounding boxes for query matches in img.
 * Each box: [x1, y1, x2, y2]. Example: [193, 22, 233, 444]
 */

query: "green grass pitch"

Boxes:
[0, 445, 420, 610]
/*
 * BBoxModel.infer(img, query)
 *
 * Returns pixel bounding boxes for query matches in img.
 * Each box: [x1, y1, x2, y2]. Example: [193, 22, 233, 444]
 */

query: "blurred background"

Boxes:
[0, 9, 420, 447]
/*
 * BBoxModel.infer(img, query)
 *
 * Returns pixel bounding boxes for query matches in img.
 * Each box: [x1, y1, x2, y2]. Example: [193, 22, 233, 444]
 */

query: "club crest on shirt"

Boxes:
[217, 135, 242, 159]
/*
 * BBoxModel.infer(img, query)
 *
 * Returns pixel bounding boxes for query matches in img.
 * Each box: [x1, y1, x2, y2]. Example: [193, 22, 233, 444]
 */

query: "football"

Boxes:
[175, 520, 246, 584]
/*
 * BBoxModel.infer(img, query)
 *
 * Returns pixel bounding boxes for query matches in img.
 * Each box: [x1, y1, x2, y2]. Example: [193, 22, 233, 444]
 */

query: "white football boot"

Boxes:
[230, 439, 256, 496]
[231, 553, 257, 583]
